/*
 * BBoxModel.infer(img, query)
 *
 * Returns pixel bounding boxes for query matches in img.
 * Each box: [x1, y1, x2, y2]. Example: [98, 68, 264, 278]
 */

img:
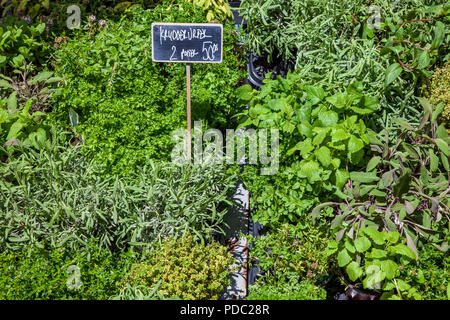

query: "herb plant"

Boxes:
[120, 235, 233, 300]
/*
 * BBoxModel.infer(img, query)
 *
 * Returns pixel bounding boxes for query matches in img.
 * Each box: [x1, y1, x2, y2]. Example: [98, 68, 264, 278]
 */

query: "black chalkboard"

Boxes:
[151, 23, 223, 63]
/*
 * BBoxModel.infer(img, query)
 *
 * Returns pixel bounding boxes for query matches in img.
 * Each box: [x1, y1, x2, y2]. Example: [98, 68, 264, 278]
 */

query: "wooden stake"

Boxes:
[186, 63, 191, 161]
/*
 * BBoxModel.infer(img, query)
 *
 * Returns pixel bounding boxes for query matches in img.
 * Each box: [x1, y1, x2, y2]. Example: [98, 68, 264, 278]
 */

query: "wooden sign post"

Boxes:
[151, 22, 223, 161]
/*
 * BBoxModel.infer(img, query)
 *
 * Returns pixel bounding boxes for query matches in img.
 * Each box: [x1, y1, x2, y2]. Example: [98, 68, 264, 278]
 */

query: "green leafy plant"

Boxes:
[248, 223, 331, 281]
[0, 127, 237, 251]
[324, 227, 421, 300]
[0, 241, 137, 300]
[52, 0, 246, 175]
[120, 235, 233, 300]
[312, 98, 449, 257]
[0, 15, 51, 75]
[399, 243, 449, 300]
[0, 65, 61, 150]
[247, 272, 326, 300]
[186, 0, 233, 22]
[237, 72, 377, 226]
[239, 0, 450, 128]
[429, 63, 450, 132]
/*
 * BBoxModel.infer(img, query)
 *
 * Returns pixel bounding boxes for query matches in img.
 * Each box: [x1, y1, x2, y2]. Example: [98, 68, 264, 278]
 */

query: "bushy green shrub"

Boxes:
[51, 0, 246, 176]
[239, 0, 450, 128]
[247, 273, 326, 300]
[249, 223, 331, 281]
[429, 63, 450, 131]
[400, 243, 449, 300]
[120, 235, 233, 300]
[237, 73, 377, 226]
[0, 68, 61, 153]
[0, 242, 136, 300]
[313, 101, 449, 258]
[0, 15, 52, 75]
[0, 127, 237, 251]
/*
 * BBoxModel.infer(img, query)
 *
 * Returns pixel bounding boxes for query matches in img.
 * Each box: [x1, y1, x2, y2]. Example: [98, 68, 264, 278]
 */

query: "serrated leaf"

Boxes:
[364, 265, 385, 289]
[318, 110, 339, 127]
[362, 227, 385, 245]
[354, 236, 371, 252]
[380, 260, 398, 280]
[346, 261, 363, 281]
[385, 231, 400, 243]
[390, 244, 416, 260]
[337, 248, 352, 267]
[315, 146, 331, 167]
[334, 169, 349, 189]
[348, 135, 364, 154]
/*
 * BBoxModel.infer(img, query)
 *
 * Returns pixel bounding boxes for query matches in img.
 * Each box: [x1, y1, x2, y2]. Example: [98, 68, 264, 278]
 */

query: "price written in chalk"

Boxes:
[151, 23, 223, 63]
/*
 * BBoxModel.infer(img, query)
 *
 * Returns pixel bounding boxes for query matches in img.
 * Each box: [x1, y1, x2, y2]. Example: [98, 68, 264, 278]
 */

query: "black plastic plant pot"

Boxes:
[345, 284, 381, 300]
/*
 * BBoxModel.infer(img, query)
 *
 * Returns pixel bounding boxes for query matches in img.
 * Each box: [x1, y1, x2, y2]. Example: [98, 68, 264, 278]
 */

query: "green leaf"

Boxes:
[393, 118, 414, 131]
[385, 63, 403, 86]
[416, 50, 430, 69]
[318, 110, 339, 127]
[348, 135, 364, 154]
[429, 150, 439, 172]
[435, 138, 449, 156]
[31, 71, 53, 84]
[441, 152, 449, 171]
[331, 128, 351, 143]
[418, 97, 433, 116]
[432, 102, 445, 122]
[337, 248, 352, 267]
[315, 146, 331, 167]
[381, 170, 394, 187]
[431, 21, 445, 49]
[331, 214, 346, 229]
[7, 91, 17, 111]
[385, 231, 400, 244]
[366, 156, 381, 172]
[305, 85, 325, 105]
[362, 227, 385, 245]
[380, 260, 398, 280]
[447, 283, 450, 300]
[369, 248, 388, 259]
[350, 171, 380, 183]
[326, 92, 347, 109]
[299, 160, 321, 183]
[364, 265, 385, 289]
[354, 236, 371, 253]
[0, 79, 13, 89]
[236, 84, 253, 102]
[297, 121, 312, 138]
[334, 169, 349, 189]
[390, 244, 416, 260]
[436, 124, 448, 139]
[6, 121, 25, 140]
[297, 138, 315, 158]
[312, 127, 330, 145]
[311, 202, 336, 222]
[392, 169, 411, 197]
[346, 261, 363, 281]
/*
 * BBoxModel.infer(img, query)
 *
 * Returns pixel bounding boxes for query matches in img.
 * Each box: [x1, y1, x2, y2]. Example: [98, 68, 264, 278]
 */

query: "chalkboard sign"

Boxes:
[151, 23, 223, 63]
